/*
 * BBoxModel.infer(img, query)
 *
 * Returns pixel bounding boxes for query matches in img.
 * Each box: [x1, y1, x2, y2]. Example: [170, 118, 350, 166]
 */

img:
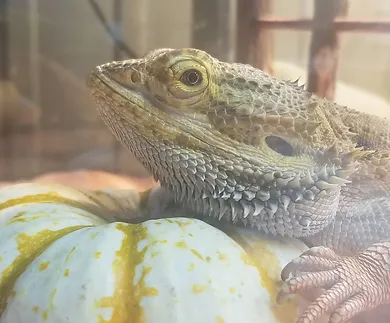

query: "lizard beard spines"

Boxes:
[157, 147, 345, 238]
[318, 142, 371, 182]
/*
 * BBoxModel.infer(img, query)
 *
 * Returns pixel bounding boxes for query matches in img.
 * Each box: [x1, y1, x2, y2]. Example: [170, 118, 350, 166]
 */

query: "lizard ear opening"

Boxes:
[265, 136, 294, 156]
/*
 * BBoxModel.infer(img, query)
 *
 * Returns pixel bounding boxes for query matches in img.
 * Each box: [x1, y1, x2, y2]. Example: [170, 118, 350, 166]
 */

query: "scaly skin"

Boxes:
[88, 48, 390, 323]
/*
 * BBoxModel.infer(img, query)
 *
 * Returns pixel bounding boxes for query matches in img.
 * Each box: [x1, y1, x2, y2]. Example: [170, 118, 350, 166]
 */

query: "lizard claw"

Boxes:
[278, 246, 390, 323]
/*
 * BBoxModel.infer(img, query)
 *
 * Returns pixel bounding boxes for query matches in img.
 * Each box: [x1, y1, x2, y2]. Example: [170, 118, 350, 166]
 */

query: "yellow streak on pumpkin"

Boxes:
[150, 251, 160, 258]
[229, 287, 236, 294]
[64, 268, 70, 277]
[95, 252, 102, 259]
[42, 309, 48, 320]
[90, 232, 99, 240]
[39, 261, 50, 271]
[0, 192, 89, 213]
[175, 241, 187, 248]
[7, 211, 48, 225]
[95, 223, 158, 323]
[33, 288, 57, 321]
[0, 226, 86, 315]
[190, 249, 204, 260]
[192, 284, 207, 294]
[137, 267, 159, 297]
[215, 315, 225, 323]
[0, 192, 108, 227]
[217, 252, 228, 261]
[49, 288, 57, 309]
[173, 219, 192, 229]
[227, 231, 299, 323]
[188, 262, 195, 271]
[7, 211, 27, 224]
[151, 239, 167, 245]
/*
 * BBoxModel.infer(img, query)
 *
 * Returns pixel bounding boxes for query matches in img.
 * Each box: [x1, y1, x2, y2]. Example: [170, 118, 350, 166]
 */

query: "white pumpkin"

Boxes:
[0, 183, 308, 323]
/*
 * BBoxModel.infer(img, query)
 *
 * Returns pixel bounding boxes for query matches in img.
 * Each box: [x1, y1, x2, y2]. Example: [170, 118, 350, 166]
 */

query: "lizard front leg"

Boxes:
[279, 197, 390, 323]
[280, 243, 390, 323]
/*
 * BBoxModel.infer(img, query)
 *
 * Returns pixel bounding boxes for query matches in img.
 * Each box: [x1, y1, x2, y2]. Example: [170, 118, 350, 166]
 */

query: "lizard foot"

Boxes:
[277, 245, 390, 323]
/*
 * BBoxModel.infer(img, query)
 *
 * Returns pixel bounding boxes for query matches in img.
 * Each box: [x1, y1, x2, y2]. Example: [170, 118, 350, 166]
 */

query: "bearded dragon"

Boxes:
[87, 48, 390, 323]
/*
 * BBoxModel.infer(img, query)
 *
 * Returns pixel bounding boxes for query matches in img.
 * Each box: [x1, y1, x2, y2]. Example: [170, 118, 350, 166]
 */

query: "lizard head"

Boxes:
[88, 48, 366, 237]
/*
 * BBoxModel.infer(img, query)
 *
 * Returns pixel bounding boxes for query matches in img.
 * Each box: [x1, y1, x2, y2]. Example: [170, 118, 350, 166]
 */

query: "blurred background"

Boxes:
[1, 0, 390, 188]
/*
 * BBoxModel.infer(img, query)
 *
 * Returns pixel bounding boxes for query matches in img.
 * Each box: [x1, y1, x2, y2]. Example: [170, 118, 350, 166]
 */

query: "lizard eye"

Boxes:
[166, 61, 208, 102]
[265, 136, 294, 156]
[180, 69, 203, 86]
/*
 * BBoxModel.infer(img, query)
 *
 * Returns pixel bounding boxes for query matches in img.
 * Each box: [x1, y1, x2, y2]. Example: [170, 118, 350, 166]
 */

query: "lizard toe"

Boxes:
[300, 246, 341, 261]
[281, 246, 344, 281]
[296, 282, 354, 323]
[281, 254, 338, 281]
[328, 293, 367, 323]
[282, 270, 339, 294]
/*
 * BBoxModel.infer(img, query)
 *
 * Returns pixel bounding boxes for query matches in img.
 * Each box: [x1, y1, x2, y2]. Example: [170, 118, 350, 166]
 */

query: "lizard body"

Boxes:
[88, 48, 390, 323]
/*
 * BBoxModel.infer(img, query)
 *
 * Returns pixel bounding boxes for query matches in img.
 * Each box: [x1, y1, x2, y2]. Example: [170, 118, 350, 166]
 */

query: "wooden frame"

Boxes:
[236, 0, 390, 100]
[257, 18, 390, 33]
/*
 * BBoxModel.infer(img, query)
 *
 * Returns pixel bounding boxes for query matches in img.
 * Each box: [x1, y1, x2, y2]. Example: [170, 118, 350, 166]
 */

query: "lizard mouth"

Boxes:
[89, 68, 153, 116]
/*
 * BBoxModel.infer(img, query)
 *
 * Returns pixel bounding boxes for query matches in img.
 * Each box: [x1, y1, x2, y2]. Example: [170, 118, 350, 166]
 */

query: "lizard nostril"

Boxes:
[130, 71, 141, 83]
[265, 136, 294, 157]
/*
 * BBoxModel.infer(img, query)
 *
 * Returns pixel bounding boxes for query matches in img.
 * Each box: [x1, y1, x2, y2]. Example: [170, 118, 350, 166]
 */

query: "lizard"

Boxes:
[87, 47, 390, 323]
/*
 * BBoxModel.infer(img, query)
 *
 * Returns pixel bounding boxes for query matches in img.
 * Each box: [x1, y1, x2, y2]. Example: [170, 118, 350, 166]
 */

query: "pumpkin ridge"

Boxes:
[0, 225, 89, 316]
[0, 192, 112, 222]
[220, 226, 300, 323]
[94, 222, 150, 323]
